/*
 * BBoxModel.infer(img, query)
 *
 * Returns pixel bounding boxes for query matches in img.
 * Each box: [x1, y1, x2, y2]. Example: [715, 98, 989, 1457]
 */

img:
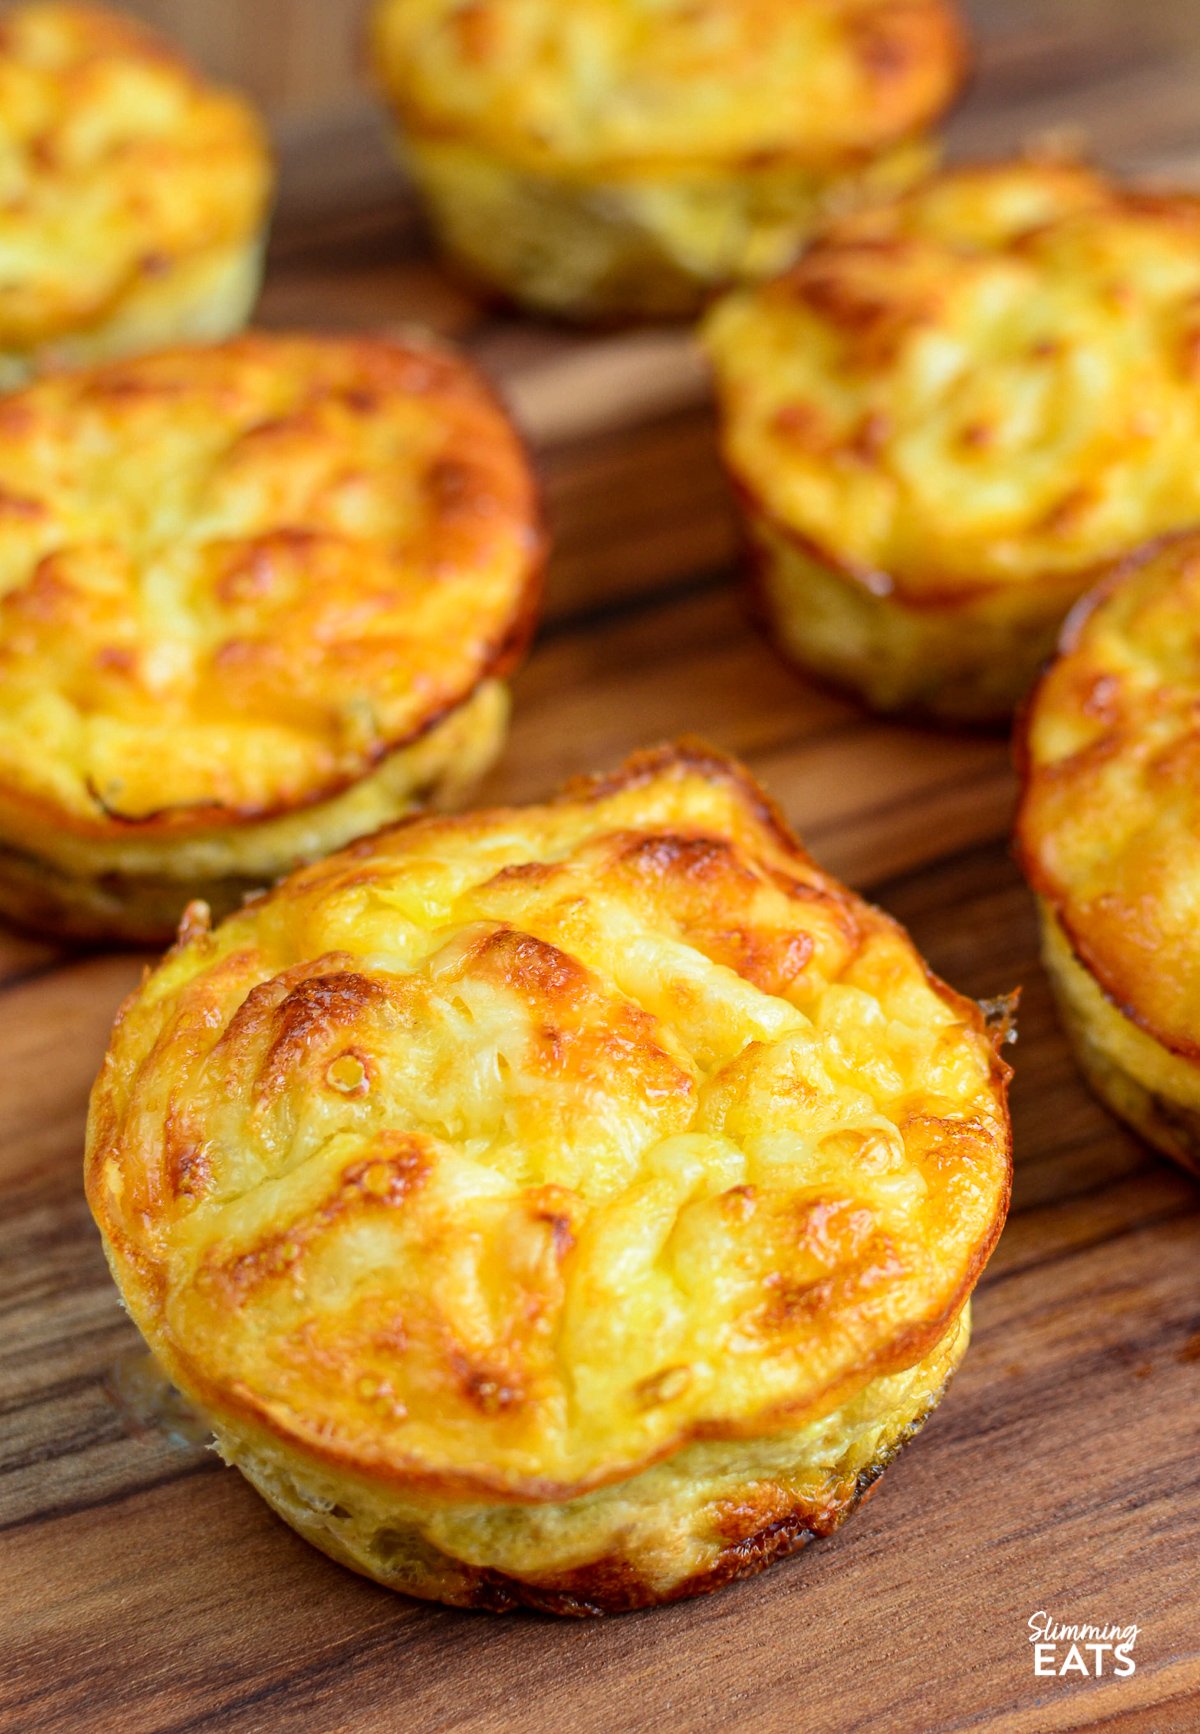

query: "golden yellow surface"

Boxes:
[0, 333, 542, 884]
[370, 0, 965, 175]
[1020, 531, 1200, 1068]
[704, 161, 1200, 603]
[88, 744, 1012, 1513]
[0, 3, 272, 374]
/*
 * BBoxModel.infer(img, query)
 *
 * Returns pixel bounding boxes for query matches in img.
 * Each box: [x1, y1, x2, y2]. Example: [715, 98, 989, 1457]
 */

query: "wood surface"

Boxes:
[4, 3, 1200, 1731]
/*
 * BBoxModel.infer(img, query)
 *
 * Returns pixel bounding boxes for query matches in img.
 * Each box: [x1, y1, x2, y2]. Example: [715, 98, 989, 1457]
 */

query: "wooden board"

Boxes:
[5, 3, 1200, 1729]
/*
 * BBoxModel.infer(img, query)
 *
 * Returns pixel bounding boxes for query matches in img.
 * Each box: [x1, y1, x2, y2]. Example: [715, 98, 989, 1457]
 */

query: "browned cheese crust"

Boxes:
[370, 0, 966, 176]
[368, 0, 966, 321]
[0, 333, 543, 939]
[86, 744, 1010, 1608]
[0, 3, 273, 375]
[704, 161, 1200, 718]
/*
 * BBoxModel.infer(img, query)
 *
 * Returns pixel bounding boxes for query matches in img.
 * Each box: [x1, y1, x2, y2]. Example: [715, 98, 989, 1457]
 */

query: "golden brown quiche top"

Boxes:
[0, 2, 271, 351]
[703, 160, 1200, 603]
[370, 0, 966, 173]
[87, 744, 1012, 1500]
[1019, 532, 1200, 1061]
[0, 333, 542, 845]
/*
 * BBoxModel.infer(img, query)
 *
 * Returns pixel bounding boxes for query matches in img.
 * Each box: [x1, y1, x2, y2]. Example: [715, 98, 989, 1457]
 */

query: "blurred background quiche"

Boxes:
[86, 743, 1012, 1615]
[0, 2, 273, 386]
[369, 0, 967, 321]
[1018, 532, 1200, 1180]
[0, 332, 543, 943]
[704, 158, 1200, 723]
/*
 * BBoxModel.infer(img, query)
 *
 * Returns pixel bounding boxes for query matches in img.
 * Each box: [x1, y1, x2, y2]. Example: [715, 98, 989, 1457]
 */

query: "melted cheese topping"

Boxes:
[0, 3, 271, 352]
[0, 334, 542, 846]
[1020, 533, 1200, 1062]
[88, 744, 1010, 1500]
[370, 0, 965, 173]
[704, 162, 1200, 602]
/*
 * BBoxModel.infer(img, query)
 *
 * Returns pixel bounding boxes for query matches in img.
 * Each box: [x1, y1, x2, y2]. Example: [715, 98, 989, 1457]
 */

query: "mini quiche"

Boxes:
[0, 333, 542, 944]
[1018, 532, 1200, 1179]
[704, 159, 1200, 722]
[86, 743, 1012, 1615]
[369, 0, 966, 321]
[0, 3, 273, 386]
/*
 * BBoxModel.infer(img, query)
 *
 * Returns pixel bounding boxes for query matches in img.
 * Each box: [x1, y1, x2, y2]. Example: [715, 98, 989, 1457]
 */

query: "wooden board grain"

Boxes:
[4, 3, 1200, 1730]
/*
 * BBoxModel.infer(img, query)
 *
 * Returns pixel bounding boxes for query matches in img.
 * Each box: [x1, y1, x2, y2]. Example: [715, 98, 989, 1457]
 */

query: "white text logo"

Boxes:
[1028, 1611, 1139, 1678]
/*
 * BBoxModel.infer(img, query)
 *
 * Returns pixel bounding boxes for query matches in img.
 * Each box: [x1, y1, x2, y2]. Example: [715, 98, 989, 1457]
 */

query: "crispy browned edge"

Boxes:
[719, 422, 1113, 613]
[367, 0, 971, 176]
[710, 468, 1089, 731]
[1014, 528, 1200, 1066]
[87, 737, 1013, 1506]
[299, 1397, 940, 1617]
[0, 332, 546, 846]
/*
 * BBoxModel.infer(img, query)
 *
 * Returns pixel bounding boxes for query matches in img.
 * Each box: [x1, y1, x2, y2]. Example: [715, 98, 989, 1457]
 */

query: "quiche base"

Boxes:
[0, 234, 266, 393]
[743, 508, 1074, 724]
[398, 131, 936, 322]
[1039, 904, 1200, 1180]
[0, 678, 509, 944]
[215, 1308, 968, 1615]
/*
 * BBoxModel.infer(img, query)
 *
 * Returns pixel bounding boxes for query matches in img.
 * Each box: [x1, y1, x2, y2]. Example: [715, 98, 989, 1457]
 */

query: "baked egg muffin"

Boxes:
[1018, 532, 1200, 1179]
[0, 3, 273, 386]
[0, 333, 543, 944]
[86, 742, 1013, 1615]
[369, 0, 966, 320]
[704, 159, 1200, 722]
